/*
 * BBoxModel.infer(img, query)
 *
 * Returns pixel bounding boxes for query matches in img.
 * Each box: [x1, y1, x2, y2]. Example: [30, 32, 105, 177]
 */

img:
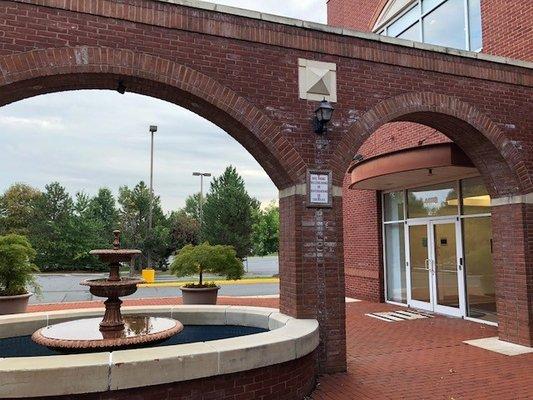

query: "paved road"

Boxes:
[31, 256, 279, 304]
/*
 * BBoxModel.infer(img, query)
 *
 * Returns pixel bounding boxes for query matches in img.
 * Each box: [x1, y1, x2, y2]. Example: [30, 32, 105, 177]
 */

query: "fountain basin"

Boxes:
[32, 315, 184, 351]
[0, 305, 319, 399]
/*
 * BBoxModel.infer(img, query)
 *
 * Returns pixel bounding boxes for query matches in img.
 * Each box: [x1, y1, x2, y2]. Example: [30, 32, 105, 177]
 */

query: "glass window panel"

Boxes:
[388, 6, 419, 37]
[423, 0, 467, 49]
[434, 223, 460, 308]
[468, 0, 482, 50]
[408, 182, 458, 218]
[461, 176, 491, 215]
[409, 224, 430, 302]
[384, 191, 405, 221]
[385, 223, 406, 303]
[397, 22, 421, 41]
[463, 217, 496, 323]
[422, 0, 445, 13]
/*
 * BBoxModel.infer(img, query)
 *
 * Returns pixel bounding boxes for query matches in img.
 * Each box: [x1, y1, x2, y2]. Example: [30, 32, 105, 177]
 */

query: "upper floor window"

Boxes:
[375, 0, 482, 51]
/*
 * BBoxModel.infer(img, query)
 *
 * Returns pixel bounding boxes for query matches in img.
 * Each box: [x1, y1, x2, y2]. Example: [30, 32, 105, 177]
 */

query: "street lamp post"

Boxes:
[147, 125, 157, 269]
[193, 172, 211, 242]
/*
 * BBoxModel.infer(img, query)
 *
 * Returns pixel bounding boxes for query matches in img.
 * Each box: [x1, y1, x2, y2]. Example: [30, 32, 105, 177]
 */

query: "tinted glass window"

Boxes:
[397, 22, 421, 41]
[385, 223, 407, 303]
[468, 0, 483, 50]
[423, 0, 466, 49]
[422, 0, 445, 13]
[461, 176, 491, 215]
[384, 191, 405, 221]
[408, 182, 458, 218]
[388, 6, 419, 37]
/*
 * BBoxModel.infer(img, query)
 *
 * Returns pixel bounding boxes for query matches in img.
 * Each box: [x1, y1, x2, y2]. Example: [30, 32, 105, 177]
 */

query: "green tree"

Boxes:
[31, 182, 75, 270]
[118, 181, 169, 269]
[184, 193, 202, 221]
[88, 188, 118, 236]
[168, 210, 200, 252]
[251, 202, 279, 256]
[202, 166, 259, 259]
[170, 242, 244, 286]
[0, 234, 39, 296]
[0, 183, 41, 236]
[67, 192, 108, 270]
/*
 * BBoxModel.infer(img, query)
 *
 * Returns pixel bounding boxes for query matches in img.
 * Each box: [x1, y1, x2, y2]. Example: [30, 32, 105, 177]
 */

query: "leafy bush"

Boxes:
[0, 234, 40, 296]
[170, 243, 244, 287]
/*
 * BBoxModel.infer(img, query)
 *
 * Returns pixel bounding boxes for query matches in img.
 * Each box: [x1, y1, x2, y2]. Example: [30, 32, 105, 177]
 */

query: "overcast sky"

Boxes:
[0, 1, 327, 212]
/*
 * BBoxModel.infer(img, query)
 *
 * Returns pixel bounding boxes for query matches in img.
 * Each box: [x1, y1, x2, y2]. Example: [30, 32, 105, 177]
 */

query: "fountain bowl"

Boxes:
[81, 278, 143, 298]
[31, 315, 184, 352]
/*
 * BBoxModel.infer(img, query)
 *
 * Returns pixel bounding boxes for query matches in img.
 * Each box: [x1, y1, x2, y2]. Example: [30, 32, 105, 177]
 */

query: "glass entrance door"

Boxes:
[406, 219, 465, 317]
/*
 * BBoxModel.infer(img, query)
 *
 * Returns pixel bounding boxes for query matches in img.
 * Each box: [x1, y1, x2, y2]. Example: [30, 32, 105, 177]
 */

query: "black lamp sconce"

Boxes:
[313, 99, 334, 134]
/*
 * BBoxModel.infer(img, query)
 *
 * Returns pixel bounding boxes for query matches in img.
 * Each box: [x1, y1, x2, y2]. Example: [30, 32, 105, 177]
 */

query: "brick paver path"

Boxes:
[28, 299, 533, 400]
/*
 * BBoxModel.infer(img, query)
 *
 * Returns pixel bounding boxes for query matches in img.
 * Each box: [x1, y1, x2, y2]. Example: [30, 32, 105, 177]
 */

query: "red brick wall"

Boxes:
[481, 0, 533, 62]
[8, 351, 317, 400]
[327, 0, 387, 30]
[492, 203, 533, 347]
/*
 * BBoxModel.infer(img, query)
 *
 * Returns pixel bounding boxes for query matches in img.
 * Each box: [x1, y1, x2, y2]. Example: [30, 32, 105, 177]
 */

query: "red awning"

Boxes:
[348, 143, 478, 191]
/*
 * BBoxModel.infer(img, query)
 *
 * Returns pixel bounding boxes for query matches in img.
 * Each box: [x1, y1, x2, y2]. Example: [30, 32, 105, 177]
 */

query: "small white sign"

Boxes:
[309, 172, 330, 205]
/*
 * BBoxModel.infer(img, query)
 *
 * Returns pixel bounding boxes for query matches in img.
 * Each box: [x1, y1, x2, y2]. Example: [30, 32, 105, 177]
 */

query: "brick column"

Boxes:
[279, 188, 347, 373]
[492, 201, 533, 347]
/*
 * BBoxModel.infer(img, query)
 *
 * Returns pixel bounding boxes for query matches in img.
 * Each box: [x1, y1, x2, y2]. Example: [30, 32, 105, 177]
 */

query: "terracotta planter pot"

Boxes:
[0, 292, 32, 315]
[180, 286, 220, 305]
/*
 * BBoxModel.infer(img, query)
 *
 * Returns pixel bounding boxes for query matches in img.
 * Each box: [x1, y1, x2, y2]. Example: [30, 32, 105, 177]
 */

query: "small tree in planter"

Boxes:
[170, 243, 244, 305]
[0, 234, 40, 314]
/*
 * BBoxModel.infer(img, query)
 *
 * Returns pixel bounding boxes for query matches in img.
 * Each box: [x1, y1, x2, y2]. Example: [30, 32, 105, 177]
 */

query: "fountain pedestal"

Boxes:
[32, 231, 183, 352]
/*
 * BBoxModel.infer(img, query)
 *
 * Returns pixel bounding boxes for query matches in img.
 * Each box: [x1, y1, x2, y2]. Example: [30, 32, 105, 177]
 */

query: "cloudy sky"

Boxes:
[0, 1, 327, 212]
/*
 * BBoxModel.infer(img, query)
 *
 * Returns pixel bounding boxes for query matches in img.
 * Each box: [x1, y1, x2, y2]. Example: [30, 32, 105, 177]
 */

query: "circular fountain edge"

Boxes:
[0, 305, 319, 399]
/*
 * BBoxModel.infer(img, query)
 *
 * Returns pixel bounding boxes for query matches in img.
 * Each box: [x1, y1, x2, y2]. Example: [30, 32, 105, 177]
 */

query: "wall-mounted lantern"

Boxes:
[314, 99, 334, 134]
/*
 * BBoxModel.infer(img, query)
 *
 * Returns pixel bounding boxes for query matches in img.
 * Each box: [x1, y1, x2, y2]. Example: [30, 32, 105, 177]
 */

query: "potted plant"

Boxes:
[170, 242, 244, 305]
[0, 234, 40, 314]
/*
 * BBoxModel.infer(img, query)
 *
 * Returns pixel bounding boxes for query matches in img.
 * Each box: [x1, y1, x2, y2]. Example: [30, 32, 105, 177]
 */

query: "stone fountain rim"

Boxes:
[0, 305, 319, 398]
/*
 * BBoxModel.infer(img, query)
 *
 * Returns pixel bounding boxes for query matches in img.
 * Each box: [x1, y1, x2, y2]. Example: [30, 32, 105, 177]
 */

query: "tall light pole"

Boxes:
[193, 172, 211, 242]
[147, 125, 157, 268]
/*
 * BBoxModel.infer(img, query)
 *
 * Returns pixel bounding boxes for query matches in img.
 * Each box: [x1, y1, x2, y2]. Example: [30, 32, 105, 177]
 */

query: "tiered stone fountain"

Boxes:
[32, 231, 183, 352]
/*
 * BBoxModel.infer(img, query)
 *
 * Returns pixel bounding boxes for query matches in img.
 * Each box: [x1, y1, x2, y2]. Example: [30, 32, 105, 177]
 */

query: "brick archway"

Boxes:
[0, 46, 305, 190]
[332, 92, 527, 197]
[335, 92, 533, 347]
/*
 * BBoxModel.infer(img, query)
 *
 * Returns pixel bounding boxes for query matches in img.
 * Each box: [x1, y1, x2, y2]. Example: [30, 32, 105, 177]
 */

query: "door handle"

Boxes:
[428, 259, 436, 274]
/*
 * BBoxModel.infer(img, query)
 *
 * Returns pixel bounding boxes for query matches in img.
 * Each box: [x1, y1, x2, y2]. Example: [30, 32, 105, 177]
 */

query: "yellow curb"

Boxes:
[138, 277, 279, 288]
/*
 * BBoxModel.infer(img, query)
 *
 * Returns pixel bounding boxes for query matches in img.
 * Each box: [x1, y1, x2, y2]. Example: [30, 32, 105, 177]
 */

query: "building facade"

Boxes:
[328, 0, 533, 327]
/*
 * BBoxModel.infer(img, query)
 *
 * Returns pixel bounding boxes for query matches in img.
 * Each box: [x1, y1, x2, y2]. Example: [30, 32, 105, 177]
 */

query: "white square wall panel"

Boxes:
[298, 59, 337, 102]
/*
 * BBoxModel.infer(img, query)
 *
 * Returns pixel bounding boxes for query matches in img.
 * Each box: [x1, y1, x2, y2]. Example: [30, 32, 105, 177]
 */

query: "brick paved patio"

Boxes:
[28, 299, 533, 400]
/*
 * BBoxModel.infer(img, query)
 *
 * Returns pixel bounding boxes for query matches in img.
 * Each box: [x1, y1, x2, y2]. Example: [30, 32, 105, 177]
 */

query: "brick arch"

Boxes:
[332, 92, 528, 197]
[0, 46, 306, 190]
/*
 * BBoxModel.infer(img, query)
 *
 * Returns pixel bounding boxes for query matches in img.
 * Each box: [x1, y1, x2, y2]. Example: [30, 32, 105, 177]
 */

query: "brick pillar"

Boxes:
[279, 190, 347, 373]
[492, 202, 533, 347]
